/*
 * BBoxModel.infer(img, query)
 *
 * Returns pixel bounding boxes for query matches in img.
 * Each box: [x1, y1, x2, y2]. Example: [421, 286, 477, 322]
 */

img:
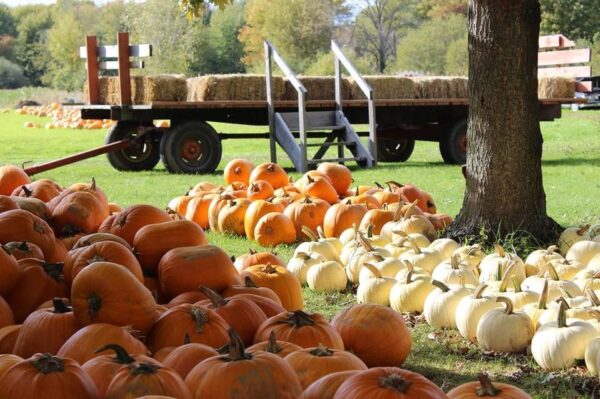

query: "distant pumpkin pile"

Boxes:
[0, 163, 535, 398]
[168, 159, 453, 247]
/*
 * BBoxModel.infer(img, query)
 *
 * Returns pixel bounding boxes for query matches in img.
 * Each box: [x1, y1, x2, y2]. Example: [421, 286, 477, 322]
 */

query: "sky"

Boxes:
[3, 0, 141, 6]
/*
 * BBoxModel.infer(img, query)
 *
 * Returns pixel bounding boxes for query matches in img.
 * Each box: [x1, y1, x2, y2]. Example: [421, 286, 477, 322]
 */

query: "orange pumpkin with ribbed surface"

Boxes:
[2, 241, 44, 261]
[0, 354, 21, 379]
[0, 297, 14, 328]
[207, 194, 233, 232]
[0, 165, 30, 196]
[284, 344, 367, 389]
[254, 310, 344, 349]
[58, 323, 148, 365]
[247, 180, 274, 201]
[168, 291, 208, 307]
[158, 245, 239, 300]
[249, 162, 289, 189]
[71, 261, 156, 335]
[302, 175, 338, 205]
[447, 373, 531, 399]
[82, 344, 155, 398]
[147, 304, 229, 352]
[105, 360, 192, 399]
[333, 367, 448, 399]
[322, 201, 367, 238]
[241, 264, 303, 310]
[0, 325, 20, 353]
[235, 293, 286, 318]
[10, 195, 51, 221]
[133, 220, 207, 275]
[359, 206, 395, 234]
[162, 342, 219, 380]
[247, 331, 302, 358]
[6, 259, 68, 323]
[196, 286, 267, 346]
[11, 178, 62, 202]
[0, 246, 18, 296]
[13, 298, 78, 358]
[167, 195, 193, 217]
[0, 353, 99, 399]
[284, 196, 330, 241]
[254, 213, 297, 247]
[0, 209, 58, 261]
[99, 204, 171, 245]
[66, 240, 142, 285]
[300, 370, 359, 399]
[72, 232, 132, 250]
[234, 249, 285, 273]
[331, 304, 412, 367]
[244, 200, 284, 240]
[348, 192, 381, 210]
[184, 195, 214, 229]
[184, 329, 302, 399]
[0, 195, 18, 212]
[317, 163, 353, 196]
[188, 181, 218, 196]
[218, 198, 252, 236]
[224, 159, 254, 184]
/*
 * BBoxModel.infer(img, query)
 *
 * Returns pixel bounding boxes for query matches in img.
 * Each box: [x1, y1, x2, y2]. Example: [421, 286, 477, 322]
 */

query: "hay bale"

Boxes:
[348, 76, 418, 100]
[538, 77, 575, 98]
[131, 74, 187, 104]
[187, 74, 286, 101]
[281, 76, 352, 101]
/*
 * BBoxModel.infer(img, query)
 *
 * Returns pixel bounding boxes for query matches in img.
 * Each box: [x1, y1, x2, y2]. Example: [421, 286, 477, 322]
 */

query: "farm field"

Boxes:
[0, 103, 599, 397]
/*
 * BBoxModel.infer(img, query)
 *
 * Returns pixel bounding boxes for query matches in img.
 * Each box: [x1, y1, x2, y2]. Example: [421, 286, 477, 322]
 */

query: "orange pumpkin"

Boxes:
[0, 165, 30, 196]
[58, 323, 148, 365]
[241, 264, 303, 310]
[162, 342, 219, 380]
[254, 310, 344, 349]
[224, 159, 255, 185]
[0, 195, 19, 213]
[331, 304, 412, 367]
[218, 199, 252, 236]
[184, 195, 214, 229]
[207, 194, 233, 233]
[284, 196, 330, 241]
[316, 163, 353, 195]
[0, 209, 59, 261]
[188, 181, 218, 196]
[184, 329, 303, 399]
[333, 367, 448, 399]
[168, 291, 209, 307]
[447, 373, 531, 398]
[300, 370, 360, 399]
[426, 212, 453, 231]
[158, 245, 240, 300]
[348, 191, 381, 210]
[0, 354, 22, 379]
[71, 261, 157, 335]
[11, 178, 62, 202]
[249, 162, 289, 189]
[247, 331, 302, 358]
[133, 220, 208, 275]
[233, 249, 285, 273]
[359, 206, 395, 234]
[247, 180, 275, 201]
[72, 232, 132, 251]
[0, 297, 14, 329]
[0, 325, 20, 354]
[301, 175, 339, 204]
[98, 204, 171, 245]
[254, 213, 297, 247]
[322, 201, 367, 238]
[234, 293, 286, 318]
[244, 199, 284, 240]
[10, 195, 51, 221]
[0, 353, 99, 398]
[167, 195, 193, 217]
[0, 246, 18, 295]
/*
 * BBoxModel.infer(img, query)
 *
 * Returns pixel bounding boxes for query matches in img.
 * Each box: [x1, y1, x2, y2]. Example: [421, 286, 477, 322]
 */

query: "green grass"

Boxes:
[1, 102, 599, 397]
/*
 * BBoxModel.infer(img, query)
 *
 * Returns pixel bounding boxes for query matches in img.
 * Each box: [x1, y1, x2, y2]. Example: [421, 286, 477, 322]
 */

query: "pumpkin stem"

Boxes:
[21, 185, 33, 197]
[52, 298, 71, 314]
[316, 226, 326, 239]
[283, 310, 316, 327]
[473, 283, 488, 299]
[545, 245, 559, 255]
[498, 262, 516, 293]
[431, 280, 450, 292]
[366, 223, 374, 238]
[30, 353, 65, 374]
[90, 177, 97, 191]
[386, 180, 404, 189]
[244, 276, 258, 288]
[467, 244, 482, 256]
[302, 226, 318, 241]
[130, 362, 161, 376]
[95, 344, 136, 364]
[362, 263, 382, 279]
[41, 262, 64, 282]
[17, 241, 29, 251]
[405, 270, 415, 284]
[577, 224, 591, 236]
[267, 163, 275, 172]
[190, 306, 209, 333]
[87, 292, 102, 321]
[379, 373, 411, 393]
[262, 263, 278, 274]
[265, 331, 282, 354]
[227, 329, 252, 361]
[374, 182, 384, 189]
[403, 260, 415, 272]
[511, 277, 522, 293]
[199, 286, 228, 308]
[184, 333, 191, 345]
[357, 232, 375, 252]
[496, 296, 514, 315]
[494, 243, 505, 257]
[450, 254, 460, 270]
[475, 373, 501, 396]
[557, 299, 568, 328]
[586, 289, 600, 307]
[537, 280, 549, 309]
[309, 343, 333, 357]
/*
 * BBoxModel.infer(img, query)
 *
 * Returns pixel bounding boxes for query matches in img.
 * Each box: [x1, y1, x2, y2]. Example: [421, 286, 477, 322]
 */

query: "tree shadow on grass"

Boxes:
[542, 157, 600, 167]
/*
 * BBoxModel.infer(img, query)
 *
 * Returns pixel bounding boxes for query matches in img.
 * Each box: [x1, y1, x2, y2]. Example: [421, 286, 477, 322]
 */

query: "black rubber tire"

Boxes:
[105, 121, 160, 171]
[160, 121, 222, 174]
[439, 119, 467, 164]
[377, 137, 415, 162]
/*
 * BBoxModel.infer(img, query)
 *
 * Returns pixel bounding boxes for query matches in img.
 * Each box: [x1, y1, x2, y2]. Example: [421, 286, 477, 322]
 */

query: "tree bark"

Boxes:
[445, 0, 562, 245]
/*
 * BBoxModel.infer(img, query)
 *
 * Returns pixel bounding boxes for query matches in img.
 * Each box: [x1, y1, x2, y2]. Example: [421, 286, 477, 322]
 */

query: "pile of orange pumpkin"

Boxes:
[168, 159, 453, 247]
[0, 163, 536, 397]
[16, 104, 114, 130]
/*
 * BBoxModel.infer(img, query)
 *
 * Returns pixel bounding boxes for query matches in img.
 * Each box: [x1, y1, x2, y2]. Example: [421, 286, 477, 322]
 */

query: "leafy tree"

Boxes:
[394, 14, 467, 74]
[445, 37, 468, 75]
[304, 50, 372, 75]
[416, 0, 468, 18]
[0, 3, 16, 37]
[239, 0, 335, 73]
[43, 13, 85, 90]
[540, 0, 600, 43]
[0, 35, 15, 62]
[0, 57, 26, 88]
[353, 0, 423, 73]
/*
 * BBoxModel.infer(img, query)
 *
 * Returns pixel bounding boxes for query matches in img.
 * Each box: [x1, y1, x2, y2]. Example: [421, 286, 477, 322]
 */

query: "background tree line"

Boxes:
[0, 0, 598, 91]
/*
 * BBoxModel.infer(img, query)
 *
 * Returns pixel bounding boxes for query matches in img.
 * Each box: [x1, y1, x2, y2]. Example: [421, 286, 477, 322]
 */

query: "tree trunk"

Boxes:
[445, 0, 562, 246]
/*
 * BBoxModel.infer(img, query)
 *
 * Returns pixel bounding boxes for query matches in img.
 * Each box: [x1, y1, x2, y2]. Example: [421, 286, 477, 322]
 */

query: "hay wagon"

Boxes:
[25, 33, 585, 176]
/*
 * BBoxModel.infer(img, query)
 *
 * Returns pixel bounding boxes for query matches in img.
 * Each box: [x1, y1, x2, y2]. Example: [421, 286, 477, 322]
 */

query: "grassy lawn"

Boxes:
[1, 100, 599, 397]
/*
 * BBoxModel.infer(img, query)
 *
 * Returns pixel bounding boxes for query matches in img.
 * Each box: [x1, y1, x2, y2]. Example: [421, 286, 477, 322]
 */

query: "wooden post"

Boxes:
[85, 36, 99, 104]
[117, 32, 132, 105]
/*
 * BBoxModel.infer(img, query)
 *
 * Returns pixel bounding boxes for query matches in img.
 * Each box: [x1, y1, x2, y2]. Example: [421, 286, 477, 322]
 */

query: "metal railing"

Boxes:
[264, 41, 307, 170]
[332, 41, 377, 164]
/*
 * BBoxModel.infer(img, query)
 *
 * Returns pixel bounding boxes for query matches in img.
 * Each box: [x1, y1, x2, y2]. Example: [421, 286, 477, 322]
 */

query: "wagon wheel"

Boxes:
[439, 118, 467, 165]
[105, 121, 161, 171]
[377, 137, 415, 162]
[160, 121, 222, 174]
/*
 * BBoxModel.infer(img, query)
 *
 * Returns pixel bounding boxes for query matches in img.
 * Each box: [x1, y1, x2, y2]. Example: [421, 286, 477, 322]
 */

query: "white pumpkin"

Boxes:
[453, 244, 486, 269]
[587, 253, 600, 271]
[389, 203, 436, 241]
[399, 241, 442, 275]
[479, 245, 526, 284]
[287, 251, 327, 284]
[540, 258, 585, 281]
[389, 271, 435, 314]
[358, 257, 404, 284]
[476, 297, 534, 353]
[487, 263, 539, 310]
[428, 238, 460, 260]
[558, 225, 591, 255]
[346, 250, 390, 284]
[524, 245, 563, 276]
[431, 255, 479, 286]
[531, 301, 597, 370]
[294, 239, 339, 262]
[306, 260, 347, 292]
[455, 283, 502, 341]
[566, 240, 600, 266]
[356, 263, 396, 305]
[423, 280, 472, 329]
[394, 260, 429, 282]
[521, 279, 550, 330]
[521, 263, 583, 301]
[585, 336, 600, 375]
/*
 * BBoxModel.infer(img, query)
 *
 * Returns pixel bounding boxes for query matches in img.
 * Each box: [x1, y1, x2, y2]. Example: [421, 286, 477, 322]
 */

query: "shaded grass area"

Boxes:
[0, 105, 599, 397]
